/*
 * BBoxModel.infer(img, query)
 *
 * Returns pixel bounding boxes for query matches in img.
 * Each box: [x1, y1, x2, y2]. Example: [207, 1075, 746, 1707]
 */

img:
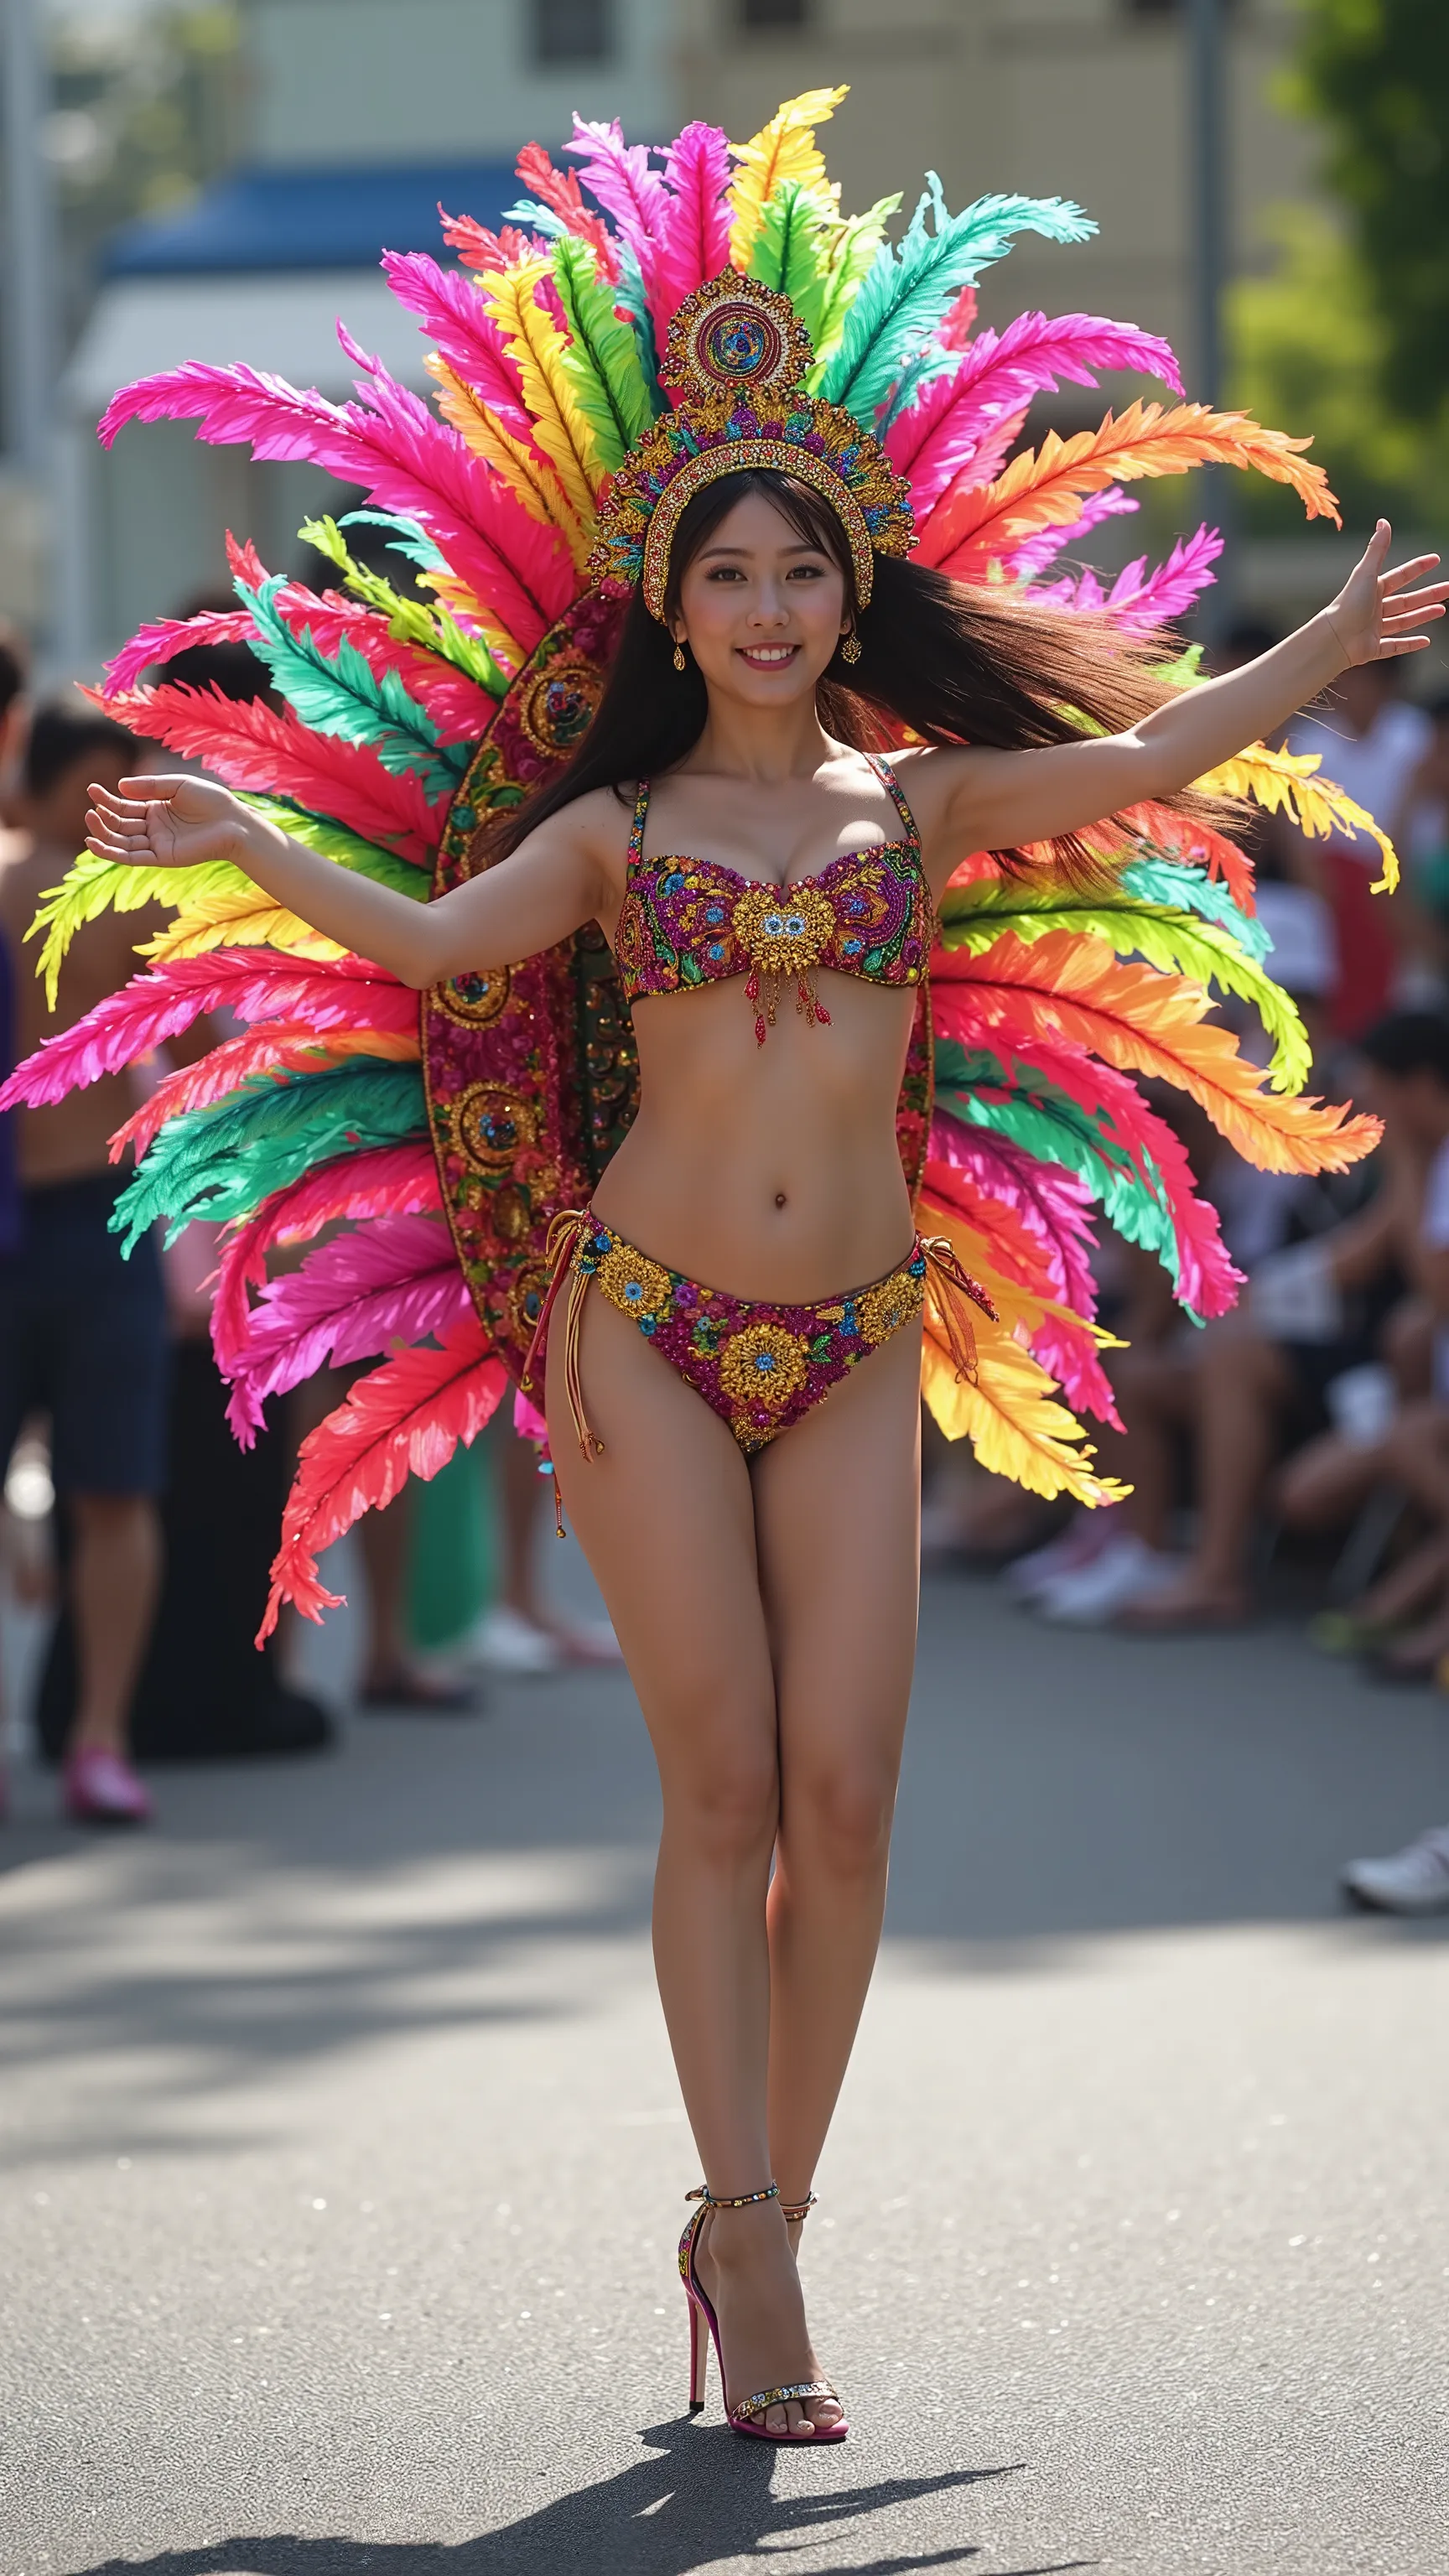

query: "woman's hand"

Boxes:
[86, 773, 257, 872]
[1323, 520, 1449, 667]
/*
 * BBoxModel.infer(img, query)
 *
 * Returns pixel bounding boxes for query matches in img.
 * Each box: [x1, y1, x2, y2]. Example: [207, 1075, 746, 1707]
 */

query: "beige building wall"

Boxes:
[678, 0, 1315, 387]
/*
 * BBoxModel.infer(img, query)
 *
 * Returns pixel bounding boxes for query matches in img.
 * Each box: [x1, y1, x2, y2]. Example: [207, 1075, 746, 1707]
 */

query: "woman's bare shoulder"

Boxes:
[511, 781, 636, 871]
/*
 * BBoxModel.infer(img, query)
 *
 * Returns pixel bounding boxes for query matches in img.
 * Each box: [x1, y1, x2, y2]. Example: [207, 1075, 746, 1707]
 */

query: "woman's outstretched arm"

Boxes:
[84, 775, 610, 989]
[920, 522, 1449, 873]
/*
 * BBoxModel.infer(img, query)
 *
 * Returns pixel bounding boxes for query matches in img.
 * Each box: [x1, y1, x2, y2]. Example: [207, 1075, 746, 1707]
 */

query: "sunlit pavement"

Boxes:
[3, 1546, 1447, 2576]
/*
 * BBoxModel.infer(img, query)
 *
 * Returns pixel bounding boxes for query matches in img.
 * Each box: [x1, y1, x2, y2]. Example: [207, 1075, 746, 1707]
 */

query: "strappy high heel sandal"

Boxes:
[678, 2182, 847, 2443]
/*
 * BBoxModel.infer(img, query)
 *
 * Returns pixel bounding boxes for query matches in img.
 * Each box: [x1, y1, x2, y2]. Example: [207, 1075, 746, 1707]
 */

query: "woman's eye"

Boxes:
[787, 564, 826, 580]
[706, 566, 745, 581]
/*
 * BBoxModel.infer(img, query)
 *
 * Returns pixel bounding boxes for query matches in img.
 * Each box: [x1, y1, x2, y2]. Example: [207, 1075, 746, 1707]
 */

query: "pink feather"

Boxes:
[439, 212, 536, 273]
[923, 1121, 1118, 1424]
[259, 1317, 507, 1634]
[98, 349, 574, 653]
[210, 1140, 441, 1371]
[893, 314, 1182, 519]
[1103, 525, 1223, 630]
[224, 1215, 469, 1441]
[652, 124, 732, 322]
[381, 249, 536, 441]
[921, 1149, 1118, 1423]
[103, 608, 259, 698]
[98, 682, 446, 863]
[1006, 486, 1139, 580]
[938, 285, 978, 351]
[565, 115, 670, 314]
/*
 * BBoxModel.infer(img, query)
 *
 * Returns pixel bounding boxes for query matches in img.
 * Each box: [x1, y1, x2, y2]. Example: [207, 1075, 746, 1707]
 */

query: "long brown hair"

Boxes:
[491, 468, 1240, 883]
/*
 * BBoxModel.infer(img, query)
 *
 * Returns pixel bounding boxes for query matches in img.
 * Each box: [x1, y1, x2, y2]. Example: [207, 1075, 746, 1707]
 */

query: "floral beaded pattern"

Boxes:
[614, 758, 932, 1044]
[574, 1219, 931, 1452]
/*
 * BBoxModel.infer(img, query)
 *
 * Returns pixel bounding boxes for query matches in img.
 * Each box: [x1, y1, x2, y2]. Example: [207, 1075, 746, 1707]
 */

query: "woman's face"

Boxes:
[670, 490, 849, 709]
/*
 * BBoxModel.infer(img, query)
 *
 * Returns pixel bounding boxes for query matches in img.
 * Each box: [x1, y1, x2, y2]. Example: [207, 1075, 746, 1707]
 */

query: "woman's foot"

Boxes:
[692, 2200, 843, 2438]
[63, 1747, 152, 1825]
[1114, 1574, 1249, 1633]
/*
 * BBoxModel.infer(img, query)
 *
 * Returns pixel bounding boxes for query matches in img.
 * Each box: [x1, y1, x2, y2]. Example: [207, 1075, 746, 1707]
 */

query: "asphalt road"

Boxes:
[3, 1546, 1448, 2576]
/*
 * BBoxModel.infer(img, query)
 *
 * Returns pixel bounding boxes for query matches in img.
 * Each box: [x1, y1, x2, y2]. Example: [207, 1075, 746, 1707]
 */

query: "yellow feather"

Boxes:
[477, 258, 606, 516]
[729, 87, 847, 273]
[918, 1210, 1128, 1506]
[1194, 740, 1400, 892]
[416, 566, 522, 678]
[141, 883, 345, 964]
[427, 356, 591, 572]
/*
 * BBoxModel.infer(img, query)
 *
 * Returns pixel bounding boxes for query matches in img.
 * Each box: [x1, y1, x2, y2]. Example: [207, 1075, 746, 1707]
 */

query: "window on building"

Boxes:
[532, 0, 611, 65]
[740, 0, 811, 29]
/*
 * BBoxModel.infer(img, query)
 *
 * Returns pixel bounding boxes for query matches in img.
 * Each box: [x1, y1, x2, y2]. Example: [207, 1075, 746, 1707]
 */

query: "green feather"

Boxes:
[113, 1061, 427, 1251]
[933, 1037, 1182, 1283]
[231, 796, 431, 901]
[243, 575, 465, 796]
[937, 873, 1309, 1090]
[29, 852, 252, 1008]
[551, 235, 654, 469]
[747, 181, 837, 343]
[805, 195, 903, 379]
[299, 515, 507, 699]
[821, 179, 1094, 428]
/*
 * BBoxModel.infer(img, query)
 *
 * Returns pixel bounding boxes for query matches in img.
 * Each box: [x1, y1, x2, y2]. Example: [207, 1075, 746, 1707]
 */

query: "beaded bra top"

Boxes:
[613, 756, 932, 1046]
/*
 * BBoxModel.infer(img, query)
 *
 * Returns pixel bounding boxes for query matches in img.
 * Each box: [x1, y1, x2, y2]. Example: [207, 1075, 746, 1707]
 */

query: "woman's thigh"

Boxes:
[545, 1282, 777, 1795]
[750, 1322, 923, 1825]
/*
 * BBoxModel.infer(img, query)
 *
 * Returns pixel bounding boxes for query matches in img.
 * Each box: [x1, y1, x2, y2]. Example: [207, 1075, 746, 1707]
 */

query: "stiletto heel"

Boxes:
[678, 2182, 847, 2443]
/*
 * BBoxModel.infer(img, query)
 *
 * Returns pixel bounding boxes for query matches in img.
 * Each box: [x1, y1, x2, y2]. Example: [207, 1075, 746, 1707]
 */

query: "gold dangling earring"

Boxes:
[673, 641, 687, 673]
[841, 629, 862, 665]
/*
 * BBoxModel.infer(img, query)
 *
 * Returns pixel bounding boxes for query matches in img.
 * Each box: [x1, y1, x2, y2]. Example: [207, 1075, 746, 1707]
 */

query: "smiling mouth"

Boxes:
[737, 644, 799, 668]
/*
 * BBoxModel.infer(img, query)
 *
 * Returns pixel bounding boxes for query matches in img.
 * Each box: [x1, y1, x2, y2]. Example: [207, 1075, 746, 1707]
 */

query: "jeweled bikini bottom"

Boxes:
[524, 1211, 995, 1472]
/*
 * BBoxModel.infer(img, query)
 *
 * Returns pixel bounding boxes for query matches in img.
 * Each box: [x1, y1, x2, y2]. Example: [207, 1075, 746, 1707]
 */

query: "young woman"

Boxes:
[83, 454, 1443, 2436]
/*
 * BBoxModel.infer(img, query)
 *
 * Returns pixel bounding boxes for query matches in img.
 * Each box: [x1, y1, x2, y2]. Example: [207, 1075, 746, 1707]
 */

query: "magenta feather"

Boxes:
[103, 607, 259, 698]
[98, 346, 574, 653]
[924, 1120, 1117, 1424]
[100, 682, 445, 861]
[921, 1149, 1118, 1423]
[380, 249, 535, 439]
[652, 124, 733, 324]
[1029, 528, 1223, 627]
[1005, 486, 1139, 580]
[893, 314, 1182, 519]
[565, 115, 670, 314]
[210, 1140, 441, 1370]
[224, 1215, 470, 1441]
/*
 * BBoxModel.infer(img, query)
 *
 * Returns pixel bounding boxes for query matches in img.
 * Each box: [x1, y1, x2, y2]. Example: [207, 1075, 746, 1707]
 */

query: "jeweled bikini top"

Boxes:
[613, 756, 932, 1046]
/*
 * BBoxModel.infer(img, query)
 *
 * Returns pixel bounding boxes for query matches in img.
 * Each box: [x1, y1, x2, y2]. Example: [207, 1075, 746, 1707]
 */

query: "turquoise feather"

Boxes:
[1118, 855, 1271, 963]
[821, 179, 1094, 428]
[113, 1062, 427, 1251]
[605, 242, 665, 416]
[241, 575, 466, 798]
[934, 1039, 1183, 1284]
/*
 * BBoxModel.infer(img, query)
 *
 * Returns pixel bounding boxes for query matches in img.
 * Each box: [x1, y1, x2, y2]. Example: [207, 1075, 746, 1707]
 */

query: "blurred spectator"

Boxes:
[1276, 1012, 1449, 1683]
[0, 705, 164, 1823]
[471, 1417, 621, 1675]
[1284, 662, 1432, 1039]
[1384, 693, 1449, 1007]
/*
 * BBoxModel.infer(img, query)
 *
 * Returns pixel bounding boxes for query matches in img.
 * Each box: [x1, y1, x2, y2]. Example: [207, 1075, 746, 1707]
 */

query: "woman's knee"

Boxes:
[659, 1715, 779, 1866]
[782, 1759, 897, 1882]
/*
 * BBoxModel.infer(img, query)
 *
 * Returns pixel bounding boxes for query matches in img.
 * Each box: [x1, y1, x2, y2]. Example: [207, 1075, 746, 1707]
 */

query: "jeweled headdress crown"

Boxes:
[589, 271, 916, 620]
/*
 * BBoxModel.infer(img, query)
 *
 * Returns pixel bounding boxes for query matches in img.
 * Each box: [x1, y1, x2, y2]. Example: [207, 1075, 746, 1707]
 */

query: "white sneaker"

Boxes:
[1038, 1534, 1179, 1626]
[1004, 1515, 1114, 1601]
[472, 1606, 563, 1677]
[1343, 1825, 1449, 1914]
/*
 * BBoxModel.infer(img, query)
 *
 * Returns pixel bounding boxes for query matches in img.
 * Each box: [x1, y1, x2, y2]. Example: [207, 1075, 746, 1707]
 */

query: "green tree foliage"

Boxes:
[1296, 0, 1449, 425]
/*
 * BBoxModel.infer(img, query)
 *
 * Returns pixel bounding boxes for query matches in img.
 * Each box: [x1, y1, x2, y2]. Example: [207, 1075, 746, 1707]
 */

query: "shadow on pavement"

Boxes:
[65, 2432, 1085, 2575]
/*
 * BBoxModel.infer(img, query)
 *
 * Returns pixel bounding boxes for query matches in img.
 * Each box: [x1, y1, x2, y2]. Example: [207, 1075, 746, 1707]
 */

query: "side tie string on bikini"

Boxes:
[521, 1210, 605, 1535]
[919, 1235, 998, 1386]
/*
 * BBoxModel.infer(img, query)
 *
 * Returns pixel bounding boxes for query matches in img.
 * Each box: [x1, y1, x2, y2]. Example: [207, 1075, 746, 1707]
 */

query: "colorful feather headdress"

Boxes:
[589, 268, 915, 615]
[0, 87, 1394, 1638]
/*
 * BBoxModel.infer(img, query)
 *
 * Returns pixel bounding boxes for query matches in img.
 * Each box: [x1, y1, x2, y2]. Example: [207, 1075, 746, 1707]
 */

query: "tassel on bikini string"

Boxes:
[520, 1210, 605, 1534]
[920, 1236, 999, 1386]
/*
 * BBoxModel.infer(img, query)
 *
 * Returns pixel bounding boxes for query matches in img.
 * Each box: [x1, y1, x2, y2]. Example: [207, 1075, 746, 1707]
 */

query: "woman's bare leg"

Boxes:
[547, 1291, 821, 2433]
[753, 1322, 922, 2220]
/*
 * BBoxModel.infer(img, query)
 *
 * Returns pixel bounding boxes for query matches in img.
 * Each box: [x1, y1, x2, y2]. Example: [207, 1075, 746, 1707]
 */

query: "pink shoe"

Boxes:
[678, 2183, 847, 2442]
[64, 1748, 153, 1826]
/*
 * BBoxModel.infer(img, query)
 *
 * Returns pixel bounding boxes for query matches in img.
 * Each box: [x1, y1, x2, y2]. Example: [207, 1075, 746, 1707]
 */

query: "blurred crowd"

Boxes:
[0, 612, 618, 1835]
[3, 608, 1449, 1911]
